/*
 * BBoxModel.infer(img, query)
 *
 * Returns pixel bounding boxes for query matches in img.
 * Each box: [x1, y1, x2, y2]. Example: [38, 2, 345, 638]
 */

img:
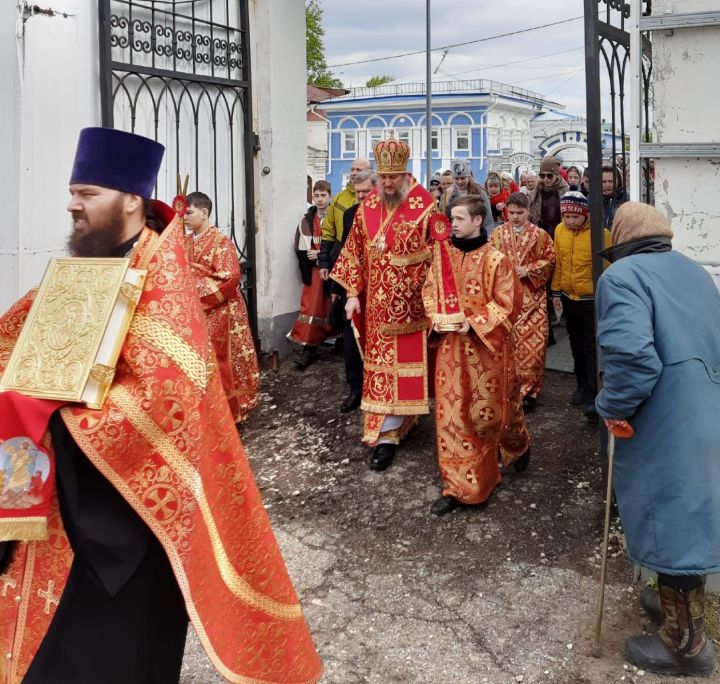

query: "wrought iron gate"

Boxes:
[584, 0, 653, 283]
[98, 0, 257, 333]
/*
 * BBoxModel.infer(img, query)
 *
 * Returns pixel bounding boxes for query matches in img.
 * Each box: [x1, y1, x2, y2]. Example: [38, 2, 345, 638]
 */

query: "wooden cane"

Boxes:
[592, 431, 616, 657]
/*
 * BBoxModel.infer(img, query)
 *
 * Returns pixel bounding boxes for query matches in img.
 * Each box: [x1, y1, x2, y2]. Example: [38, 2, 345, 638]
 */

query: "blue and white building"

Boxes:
[317, 79, 567, 189]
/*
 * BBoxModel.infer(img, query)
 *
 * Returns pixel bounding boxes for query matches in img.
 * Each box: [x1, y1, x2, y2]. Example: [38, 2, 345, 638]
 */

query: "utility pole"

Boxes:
[425, 0, 432, 186]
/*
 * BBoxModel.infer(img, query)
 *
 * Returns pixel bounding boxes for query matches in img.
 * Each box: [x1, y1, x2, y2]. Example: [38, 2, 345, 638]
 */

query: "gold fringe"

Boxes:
[388, 249, 432, 267]
[360, 399, 429, 415]
[0, 517, 49, 542]
[380, 319, 430, 335]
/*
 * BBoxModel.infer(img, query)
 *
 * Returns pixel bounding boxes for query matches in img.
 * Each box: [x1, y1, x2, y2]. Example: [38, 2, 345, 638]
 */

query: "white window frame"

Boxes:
[342, 130, 357, 154]
[454, 127, 470, 152]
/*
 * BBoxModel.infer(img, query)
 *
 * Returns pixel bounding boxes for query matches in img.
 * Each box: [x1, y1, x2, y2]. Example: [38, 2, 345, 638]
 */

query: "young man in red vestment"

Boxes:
[423, 195, 531, 516]
[0, 128, 321, 684]
[332, 138, 437, 471]
[491, 192, 555, 412]
[184, 191, 259, 423]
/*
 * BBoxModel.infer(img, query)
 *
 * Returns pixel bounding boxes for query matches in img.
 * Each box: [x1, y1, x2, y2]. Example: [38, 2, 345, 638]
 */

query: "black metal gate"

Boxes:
[98, 0, 257, 333]
[584, 0, 653, 283]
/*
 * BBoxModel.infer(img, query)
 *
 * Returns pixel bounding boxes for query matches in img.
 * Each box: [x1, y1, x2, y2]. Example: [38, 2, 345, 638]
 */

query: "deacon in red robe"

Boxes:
[331, 138, 440, 471]
[0, 128, 321, 684]
[423, 195, 530, 516]
[490, 192, 555, 411]
[184, 191, 259, 423]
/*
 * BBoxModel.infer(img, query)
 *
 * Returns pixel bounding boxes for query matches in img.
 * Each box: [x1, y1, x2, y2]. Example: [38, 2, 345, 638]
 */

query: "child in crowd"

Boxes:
[485, 171, 509, 225]
[491, 192, 555, 412]
[423, 195, 530, 516]
[550, 191, 611, 421]
[288, 180, 333, 368]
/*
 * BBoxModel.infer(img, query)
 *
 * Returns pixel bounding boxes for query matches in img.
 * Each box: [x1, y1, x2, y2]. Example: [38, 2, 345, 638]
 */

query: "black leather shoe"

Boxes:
[640, 585, 663, 624]
[294, 346, 317, 369]
[340, 390, 362, 413]
[513, 449, 531, 473]
[625, 634, 717, 678]
[368, 444, 395, 471]
[523, 396, 537, 413]
[430, 495, 461, 516]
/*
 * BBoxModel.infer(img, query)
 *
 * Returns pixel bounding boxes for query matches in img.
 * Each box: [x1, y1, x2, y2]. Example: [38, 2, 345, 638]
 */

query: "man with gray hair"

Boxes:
[319, 156, 371, 277]
[440, 159, 493, 234]
[328, 169, 377, 413]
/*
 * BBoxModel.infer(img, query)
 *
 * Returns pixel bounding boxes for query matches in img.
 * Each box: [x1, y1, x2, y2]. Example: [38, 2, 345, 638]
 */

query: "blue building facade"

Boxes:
[319, 80, 564, 191]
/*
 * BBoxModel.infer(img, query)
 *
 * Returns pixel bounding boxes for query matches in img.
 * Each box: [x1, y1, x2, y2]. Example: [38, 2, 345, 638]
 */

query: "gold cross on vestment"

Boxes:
[1, 574, 17, 597]
[365, 195, 379, 209]
[38, 580, 59, 614]
[409, 197, 424, 209]
[466, 280, 482, 295]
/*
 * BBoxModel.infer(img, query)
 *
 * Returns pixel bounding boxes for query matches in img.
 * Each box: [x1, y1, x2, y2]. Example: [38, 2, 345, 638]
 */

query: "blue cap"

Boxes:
[69, 127, 165, 198]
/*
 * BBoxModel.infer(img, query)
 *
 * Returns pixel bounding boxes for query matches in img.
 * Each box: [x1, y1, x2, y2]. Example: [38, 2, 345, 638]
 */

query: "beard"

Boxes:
[380, 183, 409, 210]
[67, 200, 126, 258]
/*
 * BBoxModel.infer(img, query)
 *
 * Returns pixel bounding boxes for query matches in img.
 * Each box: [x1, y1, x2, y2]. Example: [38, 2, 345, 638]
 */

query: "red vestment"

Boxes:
[423, 242, 530, 504]
[491, 222, 555, 399]
[0, 221, 322, 684]
[331, 180, 435, 444]
[186, 225, 259, 423]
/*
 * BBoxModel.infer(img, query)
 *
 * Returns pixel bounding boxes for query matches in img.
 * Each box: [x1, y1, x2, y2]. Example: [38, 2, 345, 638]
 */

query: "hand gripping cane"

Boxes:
[591, 419, 634, 658]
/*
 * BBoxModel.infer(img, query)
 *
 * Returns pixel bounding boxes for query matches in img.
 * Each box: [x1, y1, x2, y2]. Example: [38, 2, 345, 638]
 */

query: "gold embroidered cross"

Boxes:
[38, 580, 59, 614]
[409, 197, 424, 209]
[445, 293, 458, 308]
[1, 575, 17, 598]
[478, 406, 494, 421]
[485, 378, 500, 393]
[466, 280, 482, 295]
[145, 487, 178, 521]
[436, 370, 447, 385]
[365, 195, 379, 209]
[466, 470, 478, 485]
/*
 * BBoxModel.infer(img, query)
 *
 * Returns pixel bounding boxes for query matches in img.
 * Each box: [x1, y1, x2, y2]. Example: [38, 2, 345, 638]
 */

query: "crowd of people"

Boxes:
[286, 139, 720, 678]
[0, 126, 717, 682]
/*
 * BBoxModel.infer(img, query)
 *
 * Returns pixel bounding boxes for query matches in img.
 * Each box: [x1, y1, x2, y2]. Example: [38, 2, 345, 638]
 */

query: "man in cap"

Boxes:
[440, 159, 493, 235]
[0, 128, 321, 684]
[332, 138, 440, 471]
[528, 155, 569, 240]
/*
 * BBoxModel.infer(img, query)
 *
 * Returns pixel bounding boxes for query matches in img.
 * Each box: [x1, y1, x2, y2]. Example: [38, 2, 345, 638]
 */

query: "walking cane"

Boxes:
[591, 420, 634, 657]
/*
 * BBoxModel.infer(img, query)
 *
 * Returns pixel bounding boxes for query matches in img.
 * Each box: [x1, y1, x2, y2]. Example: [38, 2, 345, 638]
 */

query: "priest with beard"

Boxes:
[331, 138, 439, 471]
[0, 128, 321, 684]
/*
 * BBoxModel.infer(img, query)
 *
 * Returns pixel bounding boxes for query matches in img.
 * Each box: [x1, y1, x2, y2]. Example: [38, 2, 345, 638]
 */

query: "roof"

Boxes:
[532, 110, 577, 121]
[307, 84, 349, 104]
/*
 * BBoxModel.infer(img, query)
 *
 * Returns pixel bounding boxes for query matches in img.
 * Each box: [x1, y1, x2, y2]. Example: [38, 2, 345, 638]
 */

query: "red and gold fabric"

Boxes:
[491, 222, 555, 399]
[423, 243, 530, 504]
[186, 225, 259, 424]
[289, 211, 332, 347]
[331, 179, 436, 444]
[0, 220, 322, 684]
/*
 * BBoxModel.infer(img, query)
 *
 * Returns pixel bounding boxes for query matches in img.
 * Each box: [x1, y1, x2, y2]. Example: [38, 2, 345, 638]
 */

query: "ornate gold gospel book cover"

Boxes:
[0, 258, 147, 408]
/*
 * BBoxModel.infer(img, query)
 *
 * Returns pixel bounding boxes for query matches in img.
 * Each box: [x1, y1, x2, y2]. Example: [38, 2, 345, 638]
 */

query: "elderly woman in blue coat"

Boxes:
[595, 201, 720, 678]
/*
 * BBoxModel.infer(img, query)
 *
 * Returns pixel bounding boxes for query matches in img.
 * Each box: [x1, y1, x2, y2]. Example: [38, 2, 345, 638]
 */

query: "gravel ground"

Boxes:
[180, 350, 717, 684]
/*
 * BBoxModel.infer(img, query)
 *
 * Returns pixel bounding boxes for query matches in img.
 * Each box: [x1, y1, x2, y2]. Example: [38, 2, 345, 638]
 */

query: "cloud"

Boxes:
[319, 0, 588, 114]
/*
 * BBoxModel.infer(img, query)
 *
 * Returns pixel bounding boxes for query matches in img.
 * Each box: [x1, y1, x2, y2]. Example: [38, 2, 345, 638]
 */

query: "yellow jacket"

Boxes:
[321, 184, 357, 242]
[550, 221, 611, 300]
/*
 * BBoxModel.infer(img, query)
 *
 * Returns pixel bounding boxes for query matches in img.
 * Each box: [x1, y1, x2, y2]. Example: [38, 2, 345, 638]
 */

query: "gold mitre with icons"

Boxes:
[0, 258, 146, 409]
[374, 136, 410, 174]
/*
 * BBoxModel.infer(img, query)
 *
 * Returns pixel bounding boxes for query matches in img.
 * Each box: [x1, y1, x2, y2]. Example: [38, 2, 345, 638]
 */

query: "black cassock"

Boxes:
[19, 413, 189, 684]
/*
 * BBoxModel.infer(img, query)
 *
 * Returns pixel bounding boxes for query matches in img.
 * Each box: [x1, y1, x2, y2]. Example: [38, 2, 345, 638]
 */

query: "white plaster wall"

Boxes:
[0, 1, 100, 315]
[250, 0, 307, 352]
[651, 0, 720, 264]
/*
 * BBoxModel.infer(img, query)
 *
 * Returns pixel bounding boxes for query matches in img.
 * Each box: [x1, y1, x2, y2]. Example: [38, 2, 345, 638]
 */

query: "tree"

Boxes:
[365, 75, 394, 88]
[306, 0, 344, 89]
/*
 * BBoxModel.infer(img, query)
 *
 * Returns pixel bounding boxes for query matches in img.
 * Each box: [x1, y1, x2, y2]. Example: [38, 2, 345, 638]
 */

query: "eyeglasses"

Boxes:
[538, 172, 555, 179]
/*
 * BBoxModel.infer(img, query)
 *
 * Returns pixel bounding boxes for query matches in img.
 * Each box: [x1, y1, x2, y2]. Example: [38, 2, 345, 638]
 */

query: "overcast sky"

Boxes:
[321, 0, 588, 115]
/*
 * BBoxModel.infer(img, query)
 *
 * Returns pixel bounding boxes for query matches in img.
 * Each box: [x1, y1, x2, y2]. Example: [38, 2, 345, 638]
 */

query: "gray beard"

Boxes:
[381, 186, 408, 210]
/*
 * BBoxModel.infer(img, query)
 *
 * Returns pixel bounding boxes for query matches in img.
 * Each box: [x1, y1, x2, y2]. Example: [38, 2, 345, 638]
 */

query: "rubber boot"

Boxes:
[625, 579, 717, 677]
